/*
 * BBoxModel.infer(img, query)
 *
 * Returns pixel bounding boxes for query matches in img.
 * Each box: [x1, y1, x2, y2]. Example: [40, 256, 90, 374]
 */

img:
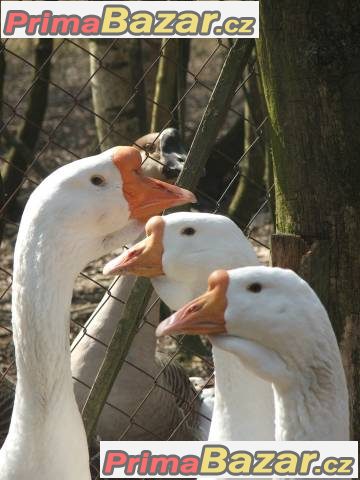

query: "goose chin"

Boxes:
[156, 312, 226, 337]
[156, 270, 229, 337]
[156, 297, 226, 338]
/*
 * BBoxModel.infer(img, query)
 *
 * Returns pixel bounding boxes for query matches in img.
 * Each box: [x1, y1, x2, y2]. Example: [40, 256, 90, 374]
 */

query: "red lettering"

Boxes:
[51, 16, 81, 35]
[149, 456, 180, 475]
[27, 16, 42, 35]
[102, 451, 127, 476]
[180, 456, 200, 474]
[4, 11, 28, 35]
[82, 16, 101, 35]
[39, 10, 52, 35]
[138, 450, 151, 475]
[125, 456, 140, 475]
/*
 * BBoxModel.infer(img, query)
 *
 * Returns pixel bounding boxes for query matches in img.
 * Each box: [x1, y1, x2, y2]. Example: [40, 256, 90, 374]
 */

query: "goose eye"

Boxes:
[90, 175, 106, 186]
[145, 143, 156, 154]
[247, 282, 262, 293]
[181, 227, 196, 236]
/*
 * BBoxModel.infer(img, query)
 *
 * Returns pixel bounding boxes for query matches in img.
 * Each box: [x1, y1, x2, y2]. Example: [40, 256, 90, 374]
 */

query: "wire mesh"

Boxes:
[0, 38, 272, 477]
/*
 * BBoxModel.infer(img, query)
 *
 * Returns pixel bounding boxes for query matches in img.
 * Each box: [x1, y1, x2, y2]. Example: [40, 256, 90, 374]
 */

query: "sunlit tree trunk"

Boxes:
[151, 39, 179, 132]
[89, 39, 146, 150]
[0, 40, 6, 245]
[257, 1, 360, 439]
[228, 69, 266, 226]
[1, 39, 52, 216]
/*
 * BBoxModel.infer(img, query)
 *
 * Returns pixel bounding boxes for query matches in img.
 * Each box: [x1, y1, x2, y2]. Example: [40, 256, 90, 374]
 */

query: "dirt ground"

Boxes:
[0, 39, 272, 383]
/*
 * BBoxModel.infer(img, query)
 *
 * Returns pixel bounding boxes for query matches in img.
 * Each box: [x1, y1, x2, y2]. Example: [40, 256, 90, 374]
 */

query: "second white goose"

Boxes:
[103, 212, 275, 440]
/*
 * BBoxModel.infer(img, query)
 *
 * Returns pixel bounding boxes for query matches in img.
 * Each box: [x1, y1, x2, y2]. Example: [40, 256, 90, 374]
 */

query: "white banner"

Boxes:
[0, 1, 259, 38]
[100, 440, 358, 478]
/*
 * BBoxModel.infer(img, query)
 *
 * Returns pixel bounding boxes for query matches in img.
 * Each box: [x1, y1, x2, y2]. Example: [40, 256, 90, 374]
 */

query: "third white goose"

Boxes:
[103, 212, 275, 440]
[156, 266, 350, 440]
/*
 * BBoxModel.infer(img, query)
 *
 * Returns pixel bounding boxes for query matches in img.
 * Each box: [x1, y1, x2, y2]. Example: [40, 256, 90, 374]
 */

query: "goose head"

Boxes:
[103, 212, 259, 308]
[156, 267, 341, 387]
[21, 146, 196, 267]
[133, 128, 187, 183]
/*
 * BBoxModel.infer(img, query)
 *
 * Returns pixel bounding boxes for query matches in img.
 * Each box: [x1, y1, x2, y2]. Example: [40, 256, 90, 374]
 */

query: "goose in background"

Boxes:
[103, 212, 275, 440]
[133, 128, 186, 182]
[156, 266, 350, 440]
[71, 275, 200, 441]
[0, 146, 194, 480]
[0, 377, 13, 448]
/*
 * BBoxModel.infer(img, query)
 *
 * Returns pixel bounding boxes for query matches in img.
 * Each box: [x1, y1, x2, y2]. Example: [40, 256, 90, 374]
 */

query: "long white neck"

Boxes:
[152, 277, 275, 441]
[209, 346, 274, 440]
[211, 332, 349, 441]
[0, 213, 92, 480]
[152, 276, 196, 311]
[273, 361, 349, 440]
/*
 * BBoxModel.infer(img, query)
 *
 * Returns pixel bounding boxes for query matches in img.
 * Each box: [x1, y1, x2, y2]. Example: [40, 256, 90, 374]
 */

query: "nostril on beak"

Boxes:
[163, 165, 181, 179]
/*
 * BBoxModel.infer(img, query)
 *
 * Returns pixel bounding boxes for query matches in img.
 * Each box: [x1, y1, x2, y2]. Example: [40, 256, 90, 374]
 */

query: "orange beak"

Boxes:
[112, 146, 196, 221]
[156, 270, 229, 337]
[103, 216, 165, 277]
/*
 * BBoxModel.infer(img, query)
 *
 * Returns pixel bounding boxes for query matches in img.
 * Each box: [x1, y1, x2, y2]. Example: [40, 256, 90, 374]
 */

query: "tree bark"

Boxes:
[257, 1, 360, 439]
[0, 172, 4, 246]
[197, 43, 255, 205]
[0, 40, 5, 124]
[89, 39, 146, 150]
[198, 115, 244, 204]
[151, 39, 179, 132]
[176, 39, 190, 138]
[1, 38, 52, 215]
[228, 70, 266, 226]
[0, 40, 6, 245]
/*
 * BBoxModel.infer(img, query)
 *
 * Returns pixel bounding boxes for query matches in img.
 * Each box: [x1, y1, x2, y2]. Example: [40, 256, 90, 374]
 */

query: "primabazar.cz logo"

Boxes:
[0, 1, 259, 38]
[100, 441, 358, 478]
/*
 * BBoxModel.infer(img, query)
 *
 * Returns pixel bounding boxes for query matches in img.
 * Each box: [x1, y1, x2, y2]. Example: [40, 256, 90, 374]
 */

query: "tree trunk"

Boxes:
[89, 39, 146, 150]
[198, 115, 244, 205]
[176, 39, 190, 139]
[0, 40, 4, 124]
[257, 1, 360, 439]
[1, 39, 52, 214]
[228, 70, 266, 227]
[151, 39, 179, 132]
[0, 40, 6, 245]
[0, 172, 4, 246]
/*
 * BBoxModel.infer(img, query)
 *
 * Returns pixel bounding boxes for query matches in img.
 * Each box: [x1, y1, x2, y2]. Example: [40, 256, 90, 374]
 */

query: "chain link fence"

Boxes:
[0, 38, 272, 477]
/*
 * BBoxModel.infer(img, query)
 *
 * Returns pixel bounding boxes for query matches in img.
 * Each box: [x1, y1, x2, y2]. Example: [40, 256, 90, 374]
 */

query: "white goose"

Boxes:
[70, 130, 196, 442]
[1, 130, 194, 445]
[156, 266, 350, 440]
[103, 212, 275, 440]
[0, 146, 194, 480]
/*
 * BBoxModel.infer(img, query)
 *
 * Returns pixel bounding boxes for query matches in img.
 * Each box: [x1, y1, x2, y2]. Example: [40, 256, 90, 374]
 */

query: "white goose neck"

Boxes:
[273, 362, 349, 440]
[209, 346, 274, 441]
[12, 225, 85, 401]
[152, 276, 205, 311]
[2, 210, 92, 480]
